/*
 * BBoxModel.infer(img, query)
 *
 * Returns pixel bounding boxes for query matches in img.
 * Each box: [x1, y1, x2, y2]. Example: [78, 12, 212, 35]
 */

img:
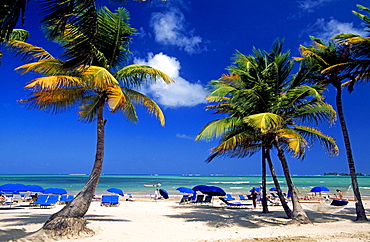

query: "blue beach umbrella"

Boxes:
[0, 183, 29, 193]
[176, 187, 195, 194]
[107, 188, 124, 196]
[310, 186, 330, 193]
[44, 188, 67, 195]
[159, 189, 169, 199]
[26, 185, 45, 193]
[192, 185, 226, 196]
[269, 187, 277, 191]
[249, 187, 261, 192]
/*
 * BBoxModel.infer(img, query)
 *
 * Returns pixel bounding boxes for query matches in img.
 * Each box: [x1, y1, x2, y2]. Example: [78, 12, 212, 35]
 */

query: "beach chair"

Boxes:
[30, 194, 49, 207]
[101, 195, 120, 207]
[238, 195, 249, 201]
[203, 195, 213, 204]
[5, 195, 14, 206]
[194, 195, 204, 204]
[219, 197, 252, 209]
[179, 195, 189, 204]
[222, 194, 236, 200]
[40, 195, 59, 208]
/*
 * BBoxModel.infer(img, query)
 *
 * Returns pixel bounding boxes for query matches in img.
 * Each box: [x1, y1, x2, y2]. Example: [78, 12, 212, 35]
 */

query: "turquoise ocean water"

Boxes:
[0, 174, 369, 199]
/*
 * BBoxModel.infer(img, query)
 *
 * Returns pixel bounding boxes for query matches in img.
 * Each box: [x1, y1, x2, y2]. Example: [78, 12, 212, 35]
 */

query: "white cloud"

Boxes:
[306, 18, 368, 42]
[150, 10, 204, 54]
[297, 0, 333, 12]
[176, 133, 194, 140]
[134, 53, 208, 108]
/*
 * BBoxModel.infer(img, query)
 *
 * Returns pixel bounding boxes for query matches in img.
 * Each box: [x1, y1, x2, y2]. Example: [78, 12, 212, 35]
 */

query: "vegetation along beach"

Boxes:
[1, 0, 370, 241]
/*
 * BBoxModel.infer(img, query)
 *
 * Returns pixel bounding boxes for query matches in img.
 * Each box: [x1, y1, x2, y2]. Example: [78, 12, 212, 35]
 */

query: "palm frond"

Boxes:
[18, 87, 84, 114]
[6, 40, 54, 62]
[114, 64, 173, 87]
[196, 117, 244, 141]
[15, 59, 65, 75]
[81, 66, 120, 89]
[243, 113, 284, 133]
[121, 88, 165, 126]
[78, 94, 101, 122]
[24, 76, 84, 90]
[293, 125, 339, 156]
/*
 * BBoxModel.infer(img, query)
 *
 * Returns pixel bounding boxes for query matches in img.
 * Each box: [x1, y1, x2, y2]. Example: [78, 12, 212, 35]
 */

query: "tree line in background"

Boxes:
[0, 0, 369, 239]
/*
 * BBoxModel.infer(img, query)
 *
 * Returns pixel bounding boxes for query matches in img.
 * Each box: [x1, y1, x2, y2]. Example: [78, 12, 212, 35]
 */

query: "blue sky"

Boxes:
[1, 0, 370, 175]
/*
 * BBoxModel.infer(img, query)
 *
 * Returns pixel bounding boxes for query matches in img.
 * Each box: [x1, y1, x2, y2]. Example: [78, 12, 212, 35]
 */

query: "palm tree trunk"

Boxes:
[335, 85, 368, 221]
[275, 137, 311, 224]
[42, 98, 106, 236]
[265, 148, 293, 218]
[261, 147, 269, 213]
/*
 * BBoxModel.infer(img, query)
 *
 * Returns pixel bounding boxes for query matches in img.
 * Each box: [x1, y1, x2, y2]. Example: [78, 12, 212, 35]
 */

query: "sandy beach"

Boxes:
[1, 197, 369, 242]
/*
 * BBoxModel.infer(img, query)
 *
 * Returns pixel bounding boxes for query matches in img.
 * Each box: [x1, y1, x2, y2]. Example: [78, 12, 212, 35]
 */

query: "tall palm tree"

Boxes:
[9, 7, 173, 236]
[0, 0, 159, 66]
[296, 36, 368, 221]
[197, 40, 338, 224]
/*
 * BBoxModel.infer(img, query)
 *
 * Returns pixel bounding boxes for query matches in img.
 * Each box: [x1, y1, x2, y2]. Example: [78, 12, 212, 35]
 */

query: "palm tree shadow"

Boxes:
[0, 212, 130, 241]
[167, 204, 370, 230]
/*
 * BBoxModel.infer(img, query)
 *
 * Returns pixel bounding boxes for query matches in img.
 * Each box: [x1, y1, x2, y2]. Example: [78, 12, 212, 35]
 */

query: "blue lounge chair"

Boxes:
[203, 195, 213, 204]
[222, 194, 236, 200]
[193, 194, 204, 204]
[179, 195, 189, 204]
[101, 195, 120, 207]
[40, 195, 59, 208]
[238, 195, 249, 201]
[30, 194, 49, 207]
[219, 197, 252, 209]
[59, 195, 75, 204]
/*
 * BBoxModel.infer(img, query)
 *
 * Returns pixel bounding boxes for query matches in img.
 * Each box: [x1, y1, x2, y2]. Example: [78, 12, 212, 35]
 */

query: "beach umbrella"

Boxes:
[269, 187, 277, 191]
[249, 187, 261, 192]
[44, 188, 67, 195]
[192, 185, 226, 196]
[107, 188, 124, 196]
[0, 183, 29, 193]
[26, 185, 45, 193]
[310, 186, 330, 193]
[159, 189, 169, 199]
[176, 187, 195, 194]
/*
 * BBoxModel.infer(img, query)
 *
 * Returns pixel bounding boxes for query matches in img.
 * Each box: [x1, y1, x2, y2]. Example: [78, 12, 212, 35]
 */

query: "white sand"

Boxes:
[1, 198, 369, 242]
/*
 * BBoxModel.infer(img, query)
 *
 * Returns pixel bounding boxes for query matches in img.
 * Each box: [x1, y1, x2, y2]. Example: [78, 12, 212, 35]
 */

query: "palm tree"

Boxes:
[9, 7, 173, 236]
[197, 40, 338, 224]
[296, 36, 368, 221]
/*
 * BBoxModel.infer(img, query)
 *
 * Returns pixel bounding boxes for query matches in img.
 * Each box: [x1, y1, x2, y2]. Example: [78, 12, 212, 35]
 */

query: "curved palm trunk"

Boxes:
[335, 85, 368, 221]
[42, 99, 106, 235]
[261, 147, 269, 213]
[275, 137, 311, 224]
[265, 148, 293, 218]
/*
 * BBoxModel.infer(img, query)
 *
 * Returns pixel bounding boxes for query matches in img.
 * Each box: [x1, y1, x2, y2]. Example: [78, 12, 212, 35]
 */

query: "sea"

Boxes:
[1, 174, 369, 199]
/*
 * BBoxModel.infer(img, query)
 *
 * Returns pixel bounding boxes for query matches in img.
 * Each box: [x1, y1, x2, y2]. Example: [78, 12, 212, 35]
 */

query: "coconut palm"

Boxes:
[197, 40, 338, 224]
[10, 7, 173, 236]
[296, 36, 368, 221]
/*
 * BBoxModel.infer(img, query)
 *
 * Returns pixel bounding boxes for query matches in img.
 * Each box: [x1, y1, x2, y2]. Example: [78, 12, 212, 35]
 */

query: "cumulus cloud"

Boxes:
[134, 53, 208, 108]
[150, 10, 204, 54]
[305, 18, 368, 42]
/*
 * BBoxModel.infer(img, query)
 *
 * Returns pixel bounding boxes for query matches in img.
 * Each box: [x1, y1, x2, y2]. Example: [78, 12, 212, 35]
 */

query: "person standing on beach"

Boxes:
[251, 187, 258, 209]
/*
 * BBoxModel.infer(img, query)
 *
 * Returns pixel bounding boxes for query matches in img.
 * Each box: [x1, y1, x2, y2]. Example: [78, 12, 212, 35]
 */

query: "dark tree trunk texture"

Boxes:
[275, 137, 311, 224]
[335, 85, 368, 221]
[265, 148, 293, 219]
[41, 99, 107, 238]
[261, 147, 269, 213]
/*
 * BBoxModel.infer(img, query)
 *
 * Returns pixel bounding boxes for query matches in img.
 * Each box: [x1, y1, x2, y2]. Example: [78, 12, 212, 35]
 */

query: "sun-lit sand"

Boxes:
[1, 197, 369, 242]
